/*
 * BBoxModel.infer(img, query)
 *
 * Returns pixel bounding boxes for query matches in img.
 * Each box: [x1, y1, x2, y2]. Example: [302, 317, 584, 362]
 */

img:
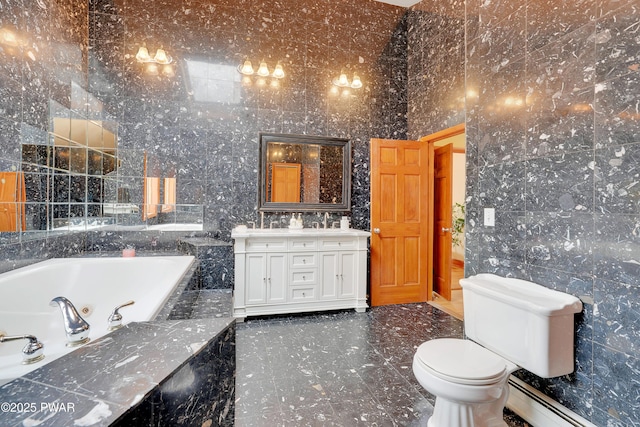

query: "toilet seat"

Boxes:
[415, 338, 507, 385]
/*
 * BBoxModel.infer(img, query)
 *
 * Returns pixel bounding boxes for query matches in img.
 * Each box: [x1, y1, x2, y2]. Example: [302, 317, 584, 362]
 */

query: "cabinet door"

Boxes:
[246, 253, 267, 305]
[320, 252, 339, 299]
[338, 251, 357, 298]
[267, 253, 287, 304]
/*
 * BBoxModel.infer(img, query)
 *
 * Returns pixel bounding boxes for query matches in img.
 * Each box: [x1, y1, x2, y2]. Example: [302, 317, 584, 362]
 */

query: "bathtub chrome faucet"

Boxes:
[0, 334, 45, 364]
[49, 296, 91, 346]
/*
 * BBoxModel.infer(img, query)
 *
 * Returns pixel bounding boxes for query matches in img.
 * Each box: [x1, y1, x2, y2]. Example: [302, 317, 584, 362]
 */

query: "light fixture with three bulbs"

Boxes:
[135, 45, 174, 77]
[238, 60, 285, 79]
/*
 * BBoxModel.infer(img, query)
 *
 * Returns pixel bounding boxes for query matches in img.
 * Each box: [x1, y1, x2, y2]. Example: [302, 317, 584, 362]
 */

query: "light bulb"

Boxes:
[338, 73, 349, 87]
[146, 62, 159, 76]
[273, 63, 285, 79]
[154, 48, 171, 64]
[257, 61, 270, 77]
[162, 64, 175, 77]
[0, 28, 18, 46]
[350, 74, 362, 89]
[136, 46, 151, 62]
[240, 60, 254, 75]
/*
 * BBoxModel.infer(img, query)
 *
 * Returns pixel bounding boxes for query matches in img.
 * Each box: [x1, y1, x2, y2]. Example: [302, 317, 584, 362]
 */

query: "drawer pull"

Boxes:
[303, 259, 306, 264]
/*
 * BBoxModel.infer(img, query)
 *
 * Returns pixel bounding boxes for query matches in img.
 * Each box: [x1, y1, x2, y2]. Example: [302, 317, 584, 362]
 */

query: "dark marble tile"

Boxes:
[592, 343, 640, 425]
[593, 213, 640, 286]
[234, 305, 529, 426]
[595, 72, 640, 147]
[595, 142, 640, 214]
[596, 2, 640, 82]
[525, 212, 594, 275]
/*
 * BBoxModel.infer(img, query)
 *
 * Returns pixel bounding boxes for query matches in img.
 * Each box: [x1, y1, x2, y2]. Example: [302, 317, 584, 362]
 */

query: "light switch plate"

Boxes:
[484, 208, 495, 227]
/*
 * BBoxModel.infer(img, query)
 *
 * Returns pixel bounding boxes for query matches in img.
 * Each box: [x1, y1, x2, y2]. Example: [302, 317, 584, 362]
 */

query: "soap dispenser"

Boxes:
[289, 213, 297, 228]
[297, 213, 303, 228]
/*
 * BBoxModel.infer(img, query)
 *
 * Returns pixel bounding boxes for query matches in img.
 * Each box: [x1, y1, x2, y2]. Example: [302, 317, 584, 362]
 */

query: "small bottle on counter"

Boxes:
[122, 246, 136, 257]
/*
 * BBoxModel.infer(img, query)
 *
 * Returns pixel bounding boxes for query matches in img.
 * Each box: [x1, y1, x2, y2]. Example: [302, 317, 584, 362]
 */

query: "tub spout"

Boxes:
[108, 300, 135, 331]
[0, 334, 45, 365]
[49, 296, 90, 347]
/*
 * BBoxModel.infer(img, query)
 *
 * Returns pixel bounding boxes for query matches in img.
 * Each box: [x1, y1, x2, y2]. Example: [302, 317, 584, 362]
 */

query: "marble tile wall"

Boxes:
[407, 0, 640, 425]
[0, 0, 89, 270]
[0, 0, 409, 270]
[89, 0, 408, 237]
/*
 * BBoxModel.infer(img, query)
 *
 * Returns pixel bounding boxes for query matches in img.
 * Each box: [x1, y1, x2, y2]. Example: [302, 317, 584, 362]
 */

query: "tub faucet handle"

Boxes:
[0, 334, 45, 365]
[108, 300, 135, 331]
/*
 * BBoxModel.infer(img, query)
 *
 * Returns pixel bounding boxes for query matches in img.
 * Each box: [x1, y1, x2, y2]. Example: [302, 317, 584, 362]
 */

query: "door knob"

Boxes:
[373, 228, 380, 234]
[442, 227, 452, 233]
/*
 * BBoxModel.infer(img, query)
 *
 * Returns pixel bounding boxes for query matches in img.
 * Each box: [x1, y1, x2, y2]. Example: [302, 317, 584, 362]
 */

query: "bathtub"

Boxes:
[0, 255, 195, 385]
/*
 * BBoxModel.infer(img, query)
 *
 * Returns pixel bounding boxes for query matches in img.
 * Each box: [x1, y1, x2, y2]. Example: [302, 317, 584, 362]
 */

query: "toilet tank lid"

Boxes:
[460, 274, 583, 316]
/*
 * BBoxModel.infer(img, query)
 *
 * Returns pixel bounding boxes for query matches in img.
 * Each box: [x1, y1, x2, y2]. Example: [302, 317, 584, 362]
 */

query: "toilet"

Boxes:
[413, 273, 583, 427]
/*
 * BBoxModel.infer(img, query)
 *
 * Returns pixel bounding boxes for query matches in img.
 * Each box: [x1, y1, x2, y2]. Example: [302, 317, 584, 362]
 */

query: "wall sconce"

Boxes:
[333, 71, 362, 89]
[136, 45, 174, 77]
[238, 60, 285, 79]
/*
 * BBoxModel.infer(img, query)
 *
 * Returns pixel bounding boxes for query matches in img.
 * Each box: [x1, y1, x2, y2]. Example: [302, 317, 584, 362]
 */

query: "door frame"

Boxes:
[418, 123, 465, 301]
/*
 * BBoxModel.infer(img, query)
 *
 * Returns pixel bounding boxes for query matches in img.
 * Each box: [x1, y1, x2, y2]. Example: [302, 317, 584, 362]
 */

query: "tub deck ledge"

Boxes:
[0, 318, 236, 426]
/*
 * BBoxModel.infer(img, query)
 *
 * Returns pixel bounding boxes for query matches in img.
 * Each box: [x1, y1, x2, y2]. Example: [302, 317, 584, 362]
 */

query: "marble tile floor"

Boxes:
[224, 302, 530, 426]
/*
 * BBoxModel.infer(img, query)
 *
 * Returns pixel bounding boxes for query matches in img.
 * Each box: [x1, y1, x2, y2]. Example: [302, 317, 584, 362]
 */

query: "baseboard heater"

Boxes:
[507, 376, 596, 427]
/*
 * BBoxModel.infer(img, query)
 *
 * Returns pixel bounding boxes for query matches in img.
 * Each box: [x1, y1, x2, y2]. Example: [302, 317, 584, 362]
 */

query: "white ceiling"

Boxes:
[374, 0, 422, 7]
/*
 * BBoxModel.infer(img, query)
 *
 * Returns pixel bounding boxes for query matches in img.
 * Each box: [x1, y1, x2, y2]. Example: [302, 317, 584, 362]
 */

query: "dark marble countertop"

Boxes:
[0, 318, 235, 426]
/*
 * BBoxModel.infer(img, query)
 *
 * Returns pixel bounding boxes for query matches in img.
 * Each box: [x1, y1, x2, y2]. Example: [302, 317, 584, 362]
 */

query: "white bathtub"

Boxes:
[0, 255, 195, 385]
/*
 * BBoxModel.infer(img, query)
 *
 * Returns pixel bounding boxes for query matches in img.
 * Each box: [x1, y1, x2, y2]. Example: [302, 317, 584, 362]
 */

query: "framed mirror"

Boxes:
[258, 133, 351, 212]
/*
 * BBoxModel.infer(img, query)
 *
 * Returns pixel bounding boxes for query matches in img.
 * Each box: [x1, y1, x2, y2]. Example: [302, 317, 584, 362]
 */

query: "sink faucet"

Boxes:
[323, 212, 330, 229]
[49, 296, 90, 346]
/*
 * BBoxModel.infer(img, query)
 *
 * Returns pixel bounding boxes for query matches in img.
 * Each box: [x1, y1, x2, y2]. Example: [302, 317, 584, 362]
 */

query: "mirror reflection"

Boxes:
[259, 133, 351, 212]
[2, 85, 204, 234]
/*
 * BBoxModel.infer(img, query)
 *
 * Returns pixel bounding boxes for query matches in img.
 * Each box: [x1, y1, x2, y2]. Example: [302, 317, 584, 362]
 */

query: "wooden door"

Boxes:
[0, 172, 26, 232]
[271, 163, 301, 202]
[370, 139, 432, 306]
[433, 144, 453, 300]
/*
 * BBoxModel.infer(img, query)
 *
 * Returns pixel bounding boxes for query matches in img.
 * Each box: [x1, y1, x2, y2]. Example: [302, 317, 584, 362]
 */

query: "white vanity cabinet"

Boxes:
[231, 229, 370, 320]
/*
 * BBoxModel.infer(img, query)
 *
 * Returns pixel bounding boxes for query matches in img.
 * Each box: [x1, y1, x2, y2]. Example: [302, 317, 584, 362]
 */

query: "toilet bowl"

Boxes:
[412, 274, 583, 427]
[413, 338, 518, 427]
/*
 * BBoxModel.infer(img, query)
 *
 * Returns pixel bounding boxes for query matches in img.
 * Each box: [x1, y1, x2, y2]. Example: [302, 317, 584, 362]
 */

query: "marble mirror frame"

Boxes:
[258, 133, 351, 212]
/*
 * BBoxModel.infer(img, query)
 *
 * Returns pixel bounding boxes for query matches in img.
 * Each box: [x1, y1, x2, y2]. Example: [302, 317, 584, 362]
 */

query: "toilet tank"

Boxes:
[460, 274, 582, 378]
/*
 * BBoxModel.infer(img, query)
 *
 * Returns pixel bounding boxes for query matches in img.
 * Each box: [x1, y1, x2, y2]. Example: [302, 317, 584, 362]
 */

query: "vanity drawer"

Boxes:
[290, 253, 317, 268]
[289, 286, 316, 302]
[245, 239, 287, 252]
[319, 238, 357, 250]
[290, 269, 317, 286]
[288, 238, 317, 251]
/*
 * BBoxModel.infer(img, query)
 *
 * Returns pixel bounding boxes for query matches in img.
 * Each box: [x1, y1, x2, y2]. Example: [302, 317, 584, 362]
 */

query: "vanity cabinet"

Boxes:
[246, 252, 287, 305]
[232, 229, 370, 320]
